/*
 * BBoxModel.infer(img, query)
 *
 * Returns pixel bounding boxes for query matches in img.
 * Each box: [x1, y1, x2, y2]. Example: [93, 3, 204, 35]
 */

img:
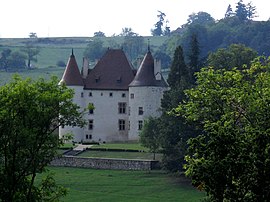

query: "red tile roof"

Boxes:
[60, 52, 84, 86]
[84, 49, 135, 90]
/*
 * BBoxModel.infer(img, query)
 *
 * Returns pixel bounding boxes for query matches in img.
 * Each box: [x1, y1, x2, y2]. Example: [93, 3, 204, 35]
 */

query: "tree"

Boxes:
[93, 31, 106, 37]
[185, 12, 215, 26]
[21, 42, 40, 68]
[175, 57, 270, 201]
[225, 4, 234, 18]
[235, 0, 248, 21]
[207, 44, 257, 70]
[139, 117, 160, 160]
[158, 46, 197, 172]
[246, 1, 257, 19]
[151, 10, 166, 36]
[118, 27, 138, 37]
[121, 35, 145, 63]
[188, 33, 200, 81]
[166, 46, 189, 89]
[0, 49, 11, 71]
[0, 75, 85, 201]
[84, 38, 106, 61]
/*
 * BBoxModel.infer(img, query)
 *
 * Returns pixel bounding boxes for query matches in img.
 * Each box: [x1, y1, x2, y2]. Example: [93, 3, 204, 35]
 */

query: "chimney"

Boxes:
[154, 59, 161, 80]
[82, 57, 89, 78]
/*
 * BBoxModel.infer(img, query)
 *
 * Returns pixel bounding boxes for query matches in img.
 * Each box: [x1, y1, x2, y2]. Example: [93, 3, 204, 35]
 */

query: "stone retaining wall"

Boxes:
[50, 156, 159, 171]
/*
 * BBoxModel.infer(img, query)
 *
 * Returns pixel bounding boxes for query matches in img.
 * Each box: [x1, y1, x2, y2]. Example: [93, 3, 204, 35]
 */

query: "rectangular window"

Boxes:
[88, 120, 93, 130]
[122, 93, 126, 98]
[130, 93, 134, 99]
[138, 120, 143, 130]
[109, 92, 113, 97]
[89, 92, 92, 97]
[119, 119, 125, 131]
[138, 107, 143, 115]
[81, 92, 84, 97]
[86, 134, 92, 139]
[118, 102, 126, 114]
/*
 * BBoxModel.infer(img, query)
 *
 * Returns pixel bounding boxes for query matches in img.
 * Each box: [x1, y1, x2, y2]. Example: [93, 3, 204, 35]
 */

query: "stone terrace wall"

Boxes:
[50, 156, 159, 171]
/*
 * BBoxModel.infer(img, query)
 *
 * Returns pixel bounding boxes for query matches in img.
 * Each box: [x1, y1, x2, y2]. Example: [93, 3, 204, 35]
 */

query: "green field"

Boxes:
[91, 142, 147, 151]
[43, 167, 204, 202]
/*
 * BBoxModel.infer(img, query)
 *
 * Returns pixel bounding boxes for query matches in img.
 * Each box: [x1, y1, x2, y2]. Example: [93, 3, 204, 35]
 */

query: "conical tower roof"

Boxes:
[60, 50, 84, 86]
[129, 50, 168, 87]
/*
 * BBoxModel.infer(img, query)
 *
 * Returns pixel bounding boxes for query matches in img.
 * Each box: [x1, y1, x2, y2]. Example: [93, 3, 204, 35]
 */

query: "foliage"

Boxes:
[0, 49, 26, 71]
[207, 43, 257, 70]
[118, 27, 138, 37]
[151, 11, 170, 36]
[158, 45, 197, 172]
[93, 31, 106, 37]
[175, 57, 270, 201]
[84, 38, 106, 61]
[121, 35, 146, 63]
[139, 117, 160, 160]
[21, 42, 41, 68]
[185, 12, 215, 27]
[0, 75, 85, 201]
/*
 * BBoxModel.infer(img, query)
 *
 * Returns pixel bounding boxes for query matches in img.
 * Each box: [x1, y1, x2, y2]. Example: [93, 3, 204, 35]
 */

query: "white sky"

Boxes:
[0, 0, 269, 38]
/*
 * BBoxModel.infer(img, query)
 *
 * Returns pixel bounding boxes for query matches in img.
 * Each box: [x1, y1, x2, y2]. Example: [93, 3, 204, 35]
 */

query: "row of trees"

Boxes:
[0, 42, 40, 71]
[140, 38, 270, 200]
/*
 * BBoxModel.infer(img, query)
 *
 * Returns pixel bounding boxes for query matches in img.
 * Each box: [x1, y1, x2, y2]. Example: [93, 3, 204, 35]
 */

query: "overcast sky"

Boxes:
[1, 0, 269, 38]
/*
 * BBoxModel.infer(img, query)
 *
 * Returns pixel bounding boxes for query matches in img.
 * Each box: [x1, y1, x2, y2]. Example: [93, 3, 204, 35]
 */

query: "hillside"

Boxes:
[0, 36, 167, 85]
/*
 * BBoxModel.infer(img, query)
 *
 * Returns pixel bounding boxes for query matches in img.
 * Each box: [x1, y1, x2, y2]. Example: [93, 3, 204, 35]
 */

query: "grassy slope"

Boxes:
[45, 167, 204, 202]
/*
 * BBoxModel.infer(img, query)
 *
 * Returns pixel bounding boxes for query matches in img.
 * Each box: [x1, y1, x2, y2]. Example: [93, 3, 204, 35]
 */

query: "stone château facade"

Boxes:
[59, 48, 168, 143]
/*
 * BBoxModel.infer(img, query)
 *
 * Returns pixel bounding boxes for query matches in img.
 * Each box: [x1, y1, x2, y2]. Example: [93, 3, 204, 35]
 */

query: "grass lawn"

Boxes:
[44, 167, 204, 202]
[91, 142, 148, 151]
[78, 150, 162, 161]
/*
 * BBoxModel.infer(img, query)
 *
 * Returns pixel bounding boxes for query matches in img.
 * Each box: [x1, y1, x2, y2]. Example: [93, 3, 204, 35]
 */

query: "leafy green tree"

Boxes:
[21, 42, 40, 68]
[235, 0, 248, 21]
[118, 27, 138, 37]
[139, 117, 160, 160]
[9, 51, 27, 69]
[185, 12, 215, 27]
[122, 35, 145, 63]
[207, 44, 257, 70]
[0, 49, 11, 71]
[0, 75, 85, 201]
[84, 38, 106, 61]
[93, 31, 106, 37]
[176, 57, 270, 201]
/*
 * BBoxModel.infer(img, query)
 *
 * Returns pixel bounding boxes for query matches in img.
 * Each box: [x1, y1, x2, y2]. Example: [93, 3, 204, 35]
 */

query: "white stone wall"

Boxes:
[59, 86, 85, 143]
[128, 86, 167, 140]
[83, 90, 129, 143]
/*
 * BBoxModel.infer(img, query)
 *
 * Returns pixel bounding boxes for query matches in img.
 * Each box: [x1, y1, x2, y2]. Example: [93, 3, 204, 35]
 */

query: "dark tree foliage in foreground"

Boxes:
[176, 57, 270, 201]
[0, 76, 85, 202]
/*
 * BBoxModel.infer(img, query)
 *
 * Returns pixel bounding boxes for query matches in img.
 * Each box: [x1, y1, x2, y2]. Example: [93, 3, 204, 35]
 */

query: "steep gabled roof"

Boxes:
[84, 49, 135, 90]
[129, 51, 168, 87]
[60, 51, 84, 86]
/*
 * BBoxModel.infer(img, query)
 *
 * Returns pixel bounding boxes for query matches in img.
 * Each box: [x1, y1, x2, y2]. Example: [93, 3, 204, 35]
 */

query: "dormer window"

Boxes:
[117, 76, 122, 83]
[95, 76, 100, 83]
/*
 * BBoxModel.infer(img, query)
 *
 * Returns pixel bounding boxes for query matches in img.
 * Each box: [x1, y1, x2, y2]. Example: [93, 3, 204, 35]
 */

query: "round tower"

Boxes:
[128, 50, 168, 140]
[59, 50, 85, 143]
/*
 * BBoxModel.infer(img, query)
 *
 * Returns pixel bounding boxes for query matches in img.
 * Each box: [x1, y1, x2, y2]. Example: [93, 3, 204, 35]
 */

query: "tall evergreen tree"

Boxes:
[188, 33, 200, 83]
[166, 46, 189, 90]
[158, 45, 198, 172]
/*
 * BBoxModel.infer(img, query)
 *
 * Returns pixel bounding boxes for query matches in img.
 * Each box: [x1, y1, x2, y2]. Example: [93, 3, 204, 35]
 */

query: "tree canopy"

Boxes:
[0, 75, 85, 201]
[175, 57, 270, 201]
